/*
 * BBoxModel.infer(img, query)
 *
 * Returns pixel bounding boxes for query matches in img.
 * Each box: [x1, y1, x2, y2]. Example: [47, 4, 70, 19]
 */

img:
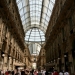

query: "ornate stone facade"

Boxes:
[24, 44, 31, 67]
[37, 44, 46, 68]
[0, 0, 30, 70]
[45, 0, 75, 74]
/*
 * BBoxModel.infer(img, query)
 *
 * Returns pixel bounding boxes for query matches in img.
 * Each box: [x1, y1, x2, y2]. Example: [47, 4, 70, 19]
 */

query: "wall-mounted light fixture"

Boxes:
[2, 54, 5, 57]
[58, 57, 60, 60]
[9, 57, 11, 59]
[64, 55, 67, 57]
[13, 59, 15, 61]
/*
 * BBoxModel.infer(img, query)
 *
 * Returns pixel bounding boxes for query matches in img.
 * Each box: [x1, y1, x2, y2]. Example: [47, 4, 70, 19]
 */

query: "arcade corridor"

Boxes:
[0, 0, 75, 74]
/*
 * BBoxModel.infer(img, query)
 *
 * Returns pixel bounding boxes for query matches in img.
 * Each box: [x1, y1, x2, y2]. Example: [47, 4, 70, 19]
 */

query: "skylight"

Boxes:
[16, 0, 55, 33]
[25, 28, 45, 43]
[16, 0, 55, 43]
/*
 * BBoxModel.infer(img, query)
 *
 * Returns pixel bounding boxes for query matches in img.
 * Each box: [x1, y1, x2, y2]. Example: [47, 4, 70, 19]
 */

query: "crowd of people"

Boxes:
[0, 67, 70, 75]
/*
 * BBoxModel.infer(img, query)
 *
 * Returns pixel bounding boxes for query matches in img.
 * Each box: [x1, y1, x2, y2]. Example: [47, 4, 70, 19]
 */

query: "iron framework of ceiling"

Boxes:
[16, 0, 55, 43]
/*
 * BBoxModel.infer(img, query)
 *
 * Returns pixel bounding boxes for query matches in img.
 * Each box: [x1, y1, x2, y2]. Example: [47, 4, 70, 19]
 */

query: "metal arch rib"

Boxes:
[24, 26, 46, 34]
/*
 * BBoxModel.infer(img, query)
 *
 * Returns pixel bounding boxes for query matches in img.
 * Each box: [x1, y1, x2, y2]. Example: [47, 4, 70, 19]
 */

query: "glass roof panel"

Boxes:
[18, 2, 22, 10]
[19, 9, 23, 16]
[25, 28, 45, 42]
[16, 0, 20, 2]
[21, 16, 25, 21]
[16, 0, 56, 43]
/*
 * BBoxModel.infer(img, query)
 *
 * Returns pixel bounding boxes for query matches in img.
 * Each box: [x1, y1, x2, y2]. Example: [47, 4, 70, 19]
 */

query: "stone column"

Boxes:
[4, 54, 8, 71]
[13, 59, 15, 70]
[62, 56, 65, 72]
[0, 19, 3, 50]
[68, 51, 73, 75]
[7, 56, 10, 70]
[8, 57, 12, 70]
[2, 54, 5, 70]
[57, 58, 59, 71]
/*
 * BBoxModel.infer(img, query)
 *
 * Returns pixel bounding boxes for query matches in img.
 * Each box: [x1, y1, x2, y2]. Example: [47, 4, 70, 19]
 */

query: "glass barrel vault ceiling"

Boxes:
[16, 0, 55, 43]
[25, 28, 45, 43]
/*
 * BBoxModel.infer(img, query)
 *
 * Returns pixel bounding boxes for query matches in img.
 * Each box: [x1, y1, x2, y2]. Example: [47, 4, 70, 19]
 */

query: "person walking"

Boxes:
[59, 70, 63, 75]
